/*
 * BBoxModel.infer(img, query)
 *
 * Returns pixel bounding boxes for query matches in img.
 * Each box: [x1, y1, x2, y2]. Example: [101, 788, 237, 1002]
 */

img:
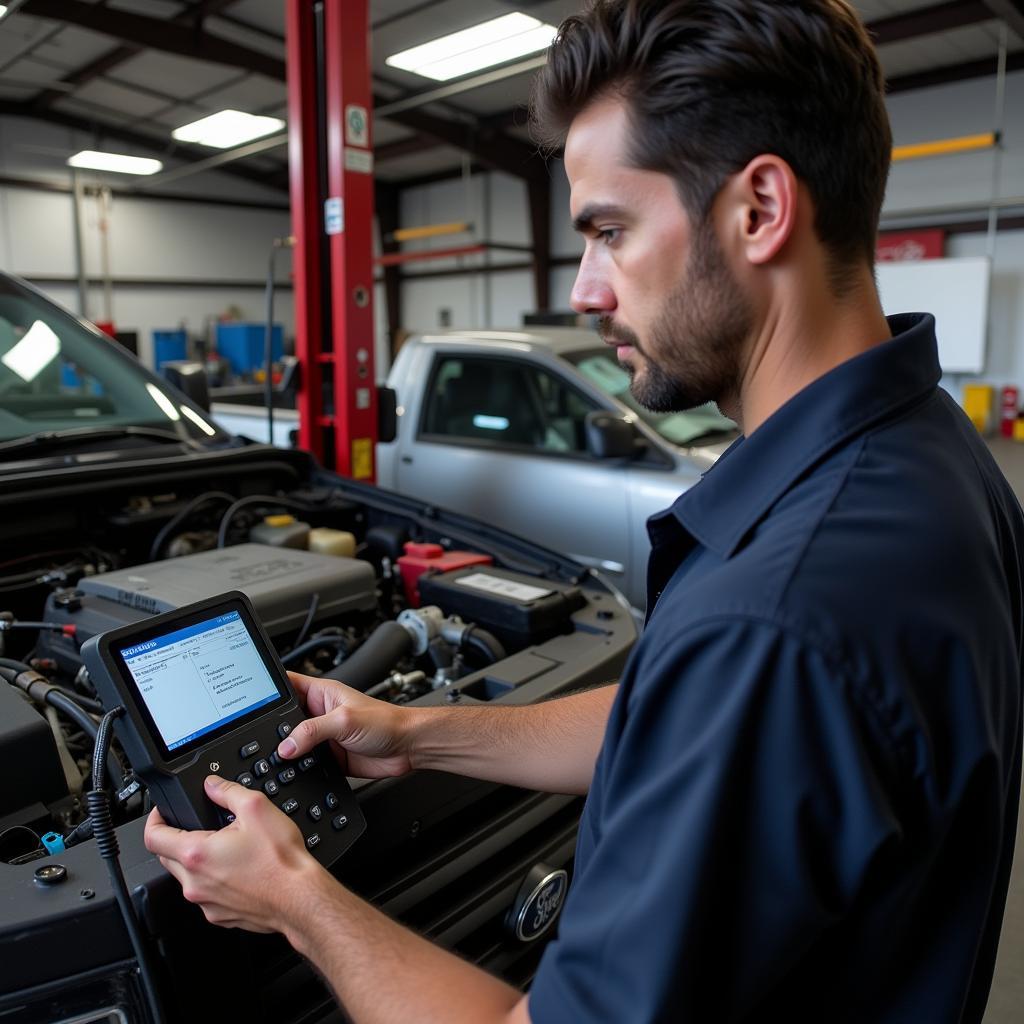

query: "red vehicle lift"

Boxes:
[286, 0, 377, 479]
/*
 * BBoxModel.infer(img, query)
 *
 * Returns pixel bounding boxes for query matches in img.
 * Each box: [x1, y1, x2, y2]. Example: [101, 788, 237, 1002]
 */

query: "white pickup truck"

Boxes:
[211, 327, 735, 615]
[376, 328, 736, 614]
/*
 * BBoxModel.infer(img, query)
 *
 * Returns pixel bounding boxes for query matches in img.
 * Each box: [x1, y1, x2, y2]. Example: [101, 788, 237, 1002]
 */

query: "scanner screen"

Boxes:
[120, 610, 280, 752]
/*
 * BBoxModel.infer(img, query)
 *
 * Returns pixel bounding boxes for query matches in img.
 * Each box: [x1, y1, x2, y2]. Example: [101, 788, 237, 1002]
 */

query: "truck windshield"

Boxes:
[0, 274, 224, 444]
[568, 348, 737, 447]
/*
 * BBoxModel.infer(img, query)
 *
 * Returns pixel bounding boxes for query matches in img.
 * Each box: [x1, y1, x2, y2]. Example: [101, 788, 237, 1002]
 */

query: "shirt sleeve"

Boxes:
[528, 616, 904, 1024]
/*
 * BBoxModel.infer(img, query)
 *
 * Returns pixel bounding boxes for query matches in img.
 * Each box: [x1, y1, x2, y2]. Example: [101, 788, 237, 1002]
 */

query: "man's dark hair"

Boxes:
[531, 0, 892, 289]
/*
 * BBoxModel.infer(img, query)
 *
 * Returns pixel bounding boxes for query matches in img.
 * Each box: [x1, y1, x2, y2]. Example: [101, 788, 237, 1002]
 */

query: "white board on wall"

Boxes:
[876, 256, 990, 373]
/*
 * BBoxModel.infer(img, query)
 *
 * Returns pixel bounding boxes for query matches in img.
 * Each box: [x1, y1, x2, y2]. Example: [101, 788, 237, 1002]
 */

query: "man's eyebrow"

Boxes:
[572, 204, 629, 234]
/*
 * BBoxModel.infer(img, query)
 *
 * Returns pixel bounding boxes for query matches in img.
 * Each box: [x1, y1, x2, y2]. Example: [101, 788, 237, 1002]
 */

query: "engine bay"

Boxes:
[0, 444, 634, 1023]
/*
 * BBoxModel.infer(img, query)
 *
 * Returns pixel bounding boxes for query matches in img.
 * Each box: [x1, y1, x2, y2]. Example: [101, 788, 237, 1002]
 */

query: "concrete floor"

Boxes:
[982, 438, 1024, 1024]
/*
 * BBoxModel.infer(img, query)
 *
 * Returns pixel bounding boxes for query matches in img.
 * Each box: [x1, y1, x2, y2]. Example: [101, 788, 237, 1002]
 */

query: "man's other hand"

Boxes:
[144, 776, 323, 933]
[280, 671, 417, 779]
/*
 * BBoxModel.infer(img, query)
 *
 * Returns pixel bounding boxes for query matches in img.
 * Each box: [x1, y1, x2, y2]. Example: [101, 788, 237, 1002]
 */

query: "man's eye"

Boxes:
[598, 228, 621, 245]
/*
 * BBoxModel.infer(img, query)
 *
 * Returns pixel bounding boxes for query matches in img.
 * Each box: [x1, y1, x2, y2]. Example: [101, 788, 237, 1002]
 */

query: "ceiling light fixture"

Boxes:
[385, 12, 558, 82]
[67, 151, 163, 175]
[0, 7, 9, 18]
[171, 110, 285, 149]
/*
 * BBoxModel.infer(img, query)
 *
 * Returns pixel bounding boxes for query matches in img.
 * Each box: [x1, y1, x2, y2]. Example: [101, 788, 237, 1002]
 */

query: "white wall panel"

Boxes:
[884, 71, 1024, 216]
[0, 187, 77, 276]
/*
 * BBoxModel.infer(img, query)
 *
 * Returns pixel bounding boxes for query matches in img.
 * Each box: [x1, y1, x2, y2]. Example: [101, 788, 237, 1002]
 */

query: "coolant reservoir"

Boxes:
[308, 527, 357, 558]
[250, 514, 310, 549]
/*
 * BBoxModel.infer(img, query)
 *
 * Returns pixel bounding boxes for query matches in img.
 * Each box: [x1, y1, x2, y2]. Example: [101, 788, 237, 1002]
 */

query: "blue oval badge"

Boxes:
[515, 869, 568, 942]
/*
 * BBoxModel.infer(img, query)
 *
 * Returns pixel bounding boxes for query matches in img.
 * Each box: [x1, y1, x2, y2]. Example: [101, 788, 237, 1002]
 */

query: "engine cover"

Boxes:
[39, 545, 377, 672]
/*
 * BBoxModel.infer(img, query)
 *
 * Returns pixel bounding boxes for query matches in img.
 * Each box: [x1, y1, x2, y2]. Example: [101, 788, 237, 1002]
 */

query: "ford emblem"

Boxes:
[512, 867, 568, 943]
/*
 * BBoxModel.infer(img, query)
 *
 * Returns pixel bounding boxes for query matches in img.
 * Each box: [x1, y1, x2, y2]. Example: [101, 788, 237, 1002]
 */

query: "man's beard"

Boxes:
[600, 221, 753, 413]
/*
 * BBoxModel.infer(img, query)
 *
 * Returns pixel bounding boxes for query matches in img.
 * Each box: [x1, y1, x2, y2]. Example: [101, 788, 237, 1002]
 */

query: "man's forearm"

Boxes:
[405, 683, 617, 795]
[286, 864, 529, 1024]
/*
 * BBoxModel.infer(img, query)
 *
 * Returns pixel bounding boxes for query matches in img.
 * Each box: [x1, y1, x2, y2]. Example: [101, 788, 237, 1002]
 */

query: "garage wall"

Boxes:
[395, 170, 539, 336]
[0, 114, 296, 370]
[2, 69, 1022, 385]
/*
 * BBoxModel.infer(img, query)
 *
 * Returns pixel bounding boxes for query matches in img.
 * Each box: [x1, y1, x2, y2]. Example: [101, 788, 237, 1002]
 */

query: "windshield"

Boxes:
[0, 274, 225, 444]
[568, 348, 737, 447]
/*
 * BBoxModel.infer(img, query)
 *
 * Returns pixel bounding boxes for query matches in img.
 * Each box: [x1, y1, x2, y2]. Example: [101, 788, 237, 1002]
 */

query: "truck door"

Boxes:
[396, 352, 632, 599]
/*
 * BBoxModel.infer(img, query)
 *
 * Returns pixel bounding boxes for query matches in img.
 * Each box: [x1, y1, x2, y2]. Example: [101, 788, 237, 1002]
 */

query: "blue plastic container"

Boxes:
[153, 329, 188, 369]
[60, 363, 80, 389]
[215, 323, 284, 376]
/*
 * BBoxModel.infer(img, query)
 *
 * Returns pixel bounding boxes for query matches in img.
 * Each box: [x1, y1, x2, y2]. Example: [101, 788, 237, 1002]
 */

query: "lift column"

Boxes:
[286, 0, 378, 479]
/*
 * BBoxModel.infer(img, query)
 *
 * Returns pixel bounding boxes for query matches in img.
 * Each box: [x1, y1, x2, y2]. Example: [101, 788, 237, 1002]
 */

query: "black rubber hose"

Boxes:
[216, 494, 321, 548]
[323, 621, 413, 691]
[149, 491, 235, 561]
[460, 625, 506, 666]
[89, 709, 168, 1024]
[281, 632, 347, 668]
[0, 660, 124, 791]
[264, 244, 277, 447]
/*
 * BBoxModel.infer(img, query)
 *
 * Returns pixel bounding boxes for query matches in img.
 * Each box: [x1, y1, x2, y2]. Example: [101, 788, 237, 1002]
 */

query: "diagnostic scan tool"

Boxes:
[82, 591, 365, 867]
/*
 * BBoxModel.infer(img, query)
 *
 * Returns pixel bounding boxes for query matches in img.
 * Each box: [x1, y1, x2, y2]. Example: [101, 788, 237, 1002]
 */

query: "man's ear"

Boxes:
[727, 155, 799, 266]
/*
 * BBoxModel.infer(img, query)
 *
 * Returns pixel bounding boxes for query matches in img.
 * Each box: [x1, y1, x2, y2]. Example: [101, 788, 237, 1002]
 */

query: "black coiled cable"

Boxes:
[89, 708, 167, 1024]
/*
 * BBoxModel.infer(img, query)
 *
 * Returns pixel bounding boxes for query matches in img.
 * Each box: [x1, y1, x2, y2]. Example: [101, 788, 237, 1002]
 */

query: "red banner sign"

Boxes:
[876, 229, 945, 262]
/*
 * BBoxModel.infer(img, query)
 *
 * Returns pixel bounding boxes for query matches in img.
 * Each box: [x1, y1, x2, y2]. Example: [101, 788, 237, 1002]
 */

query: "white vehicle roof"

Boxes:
[413, 327, 603, 358]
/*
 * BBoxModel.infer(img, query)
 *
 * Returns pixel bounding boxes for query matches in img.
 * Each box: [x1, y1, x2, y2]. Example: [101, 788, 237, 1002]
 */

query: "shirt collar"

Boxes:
[652, 313, 941, 559]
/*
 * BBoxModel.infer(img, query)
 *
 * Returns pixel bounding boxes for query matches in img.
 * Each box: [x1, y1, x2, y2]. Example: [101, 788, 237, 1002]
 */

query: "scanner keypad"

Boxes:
[214, 719, 361, 865]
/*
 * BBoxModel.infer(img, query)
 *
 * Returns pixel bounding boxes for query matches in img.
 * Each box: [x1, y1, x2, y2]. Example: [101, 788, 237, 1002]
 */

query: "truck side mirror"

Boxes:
[378, 386, 398, 444]
[585, 411, 637, 459]
[162, 361, 211, 412]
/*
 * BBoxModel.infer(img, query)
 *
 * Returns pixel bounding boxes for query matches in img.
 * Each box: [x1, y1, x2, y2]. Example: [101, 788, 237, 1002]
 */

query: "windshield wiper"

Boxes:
[0, 426, 201, 460]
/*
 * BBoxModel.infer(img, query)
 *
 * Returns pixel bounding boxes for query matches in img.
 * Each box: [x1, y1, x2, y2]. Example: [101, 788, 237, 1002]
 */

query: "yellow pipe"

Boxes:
[392, 221, 472, 242]
[892, 132, 997, 162]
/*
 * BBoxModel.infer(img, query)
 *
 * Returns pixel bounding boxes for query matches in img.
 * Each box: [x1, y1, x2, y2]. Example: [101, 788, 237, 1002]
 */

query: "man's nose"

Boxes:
[570, 254, 616, 315]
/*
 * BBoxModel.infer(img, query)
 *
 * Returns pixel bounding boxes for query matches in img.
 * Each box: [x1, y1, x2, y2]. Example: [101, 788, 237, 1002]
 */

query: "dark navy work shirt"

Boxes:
[530, 314, 1024, 1023]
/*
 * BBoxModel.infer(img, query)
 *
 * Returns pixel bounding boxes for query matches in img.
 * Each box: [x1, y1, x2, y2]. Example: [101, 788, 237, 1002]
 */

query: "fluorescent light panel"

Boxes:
[2, 321, 61, 383]
[172, 109, 285, 149]
[67, 151, 163, 175]
[0, 7, 9, 18]
[386, 13, 557, 82]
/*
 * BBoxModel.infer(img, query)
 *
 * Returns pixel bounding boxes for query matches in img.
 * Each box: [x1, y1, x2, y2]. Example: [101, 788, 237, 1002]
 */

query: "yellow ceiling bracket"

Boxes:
[892, 132, 998, 163]
[391, 221, 473, 242]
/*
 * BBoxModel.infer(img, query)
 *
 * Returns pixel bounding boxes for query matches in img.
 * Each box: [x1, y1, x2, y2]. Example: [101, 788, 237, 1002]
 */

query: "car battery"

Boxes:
[417, 565, 586, 647]
[396, 542, 492, 607]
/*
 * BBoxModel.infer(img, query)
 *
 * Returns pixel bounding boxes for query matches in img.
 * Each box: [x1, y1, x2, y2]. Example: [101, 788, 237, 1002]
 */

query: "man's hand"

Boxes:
[144, 775, 323, 933]
[281, 671, 416, 778]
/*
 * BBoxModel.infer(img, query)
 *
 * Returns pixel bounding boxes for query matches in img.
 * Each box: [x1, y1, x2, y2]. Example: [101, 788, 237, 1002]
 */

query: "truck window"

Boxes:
[421, 355, 598, 455]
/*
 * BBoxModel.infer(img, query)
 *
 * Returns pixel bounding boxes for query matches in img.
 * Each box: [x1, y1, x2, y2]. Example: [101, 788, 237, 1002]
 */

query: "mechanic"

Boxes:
[145, 2, 1024, 1021]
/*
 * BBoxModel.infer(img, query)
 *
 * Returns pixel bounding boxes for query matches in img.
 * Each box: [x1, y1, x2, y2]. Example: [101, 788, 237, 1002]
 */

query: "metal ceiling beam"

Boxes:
[887, 49, 1024, 92]
[27, 2, 248, 112]
[373, 94, 544, 181]
[21, 0, 284, 81]
[981, 0, 1024, 38]
[133, 133, 288, 189]
[0, 100, 288, 193]
[18, 0, 542, 180]
[374, 55, 548, 117]
[868, 0, 993, 46]
[375, 134, 439, 163]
